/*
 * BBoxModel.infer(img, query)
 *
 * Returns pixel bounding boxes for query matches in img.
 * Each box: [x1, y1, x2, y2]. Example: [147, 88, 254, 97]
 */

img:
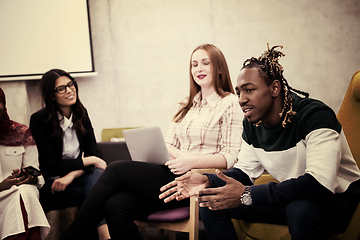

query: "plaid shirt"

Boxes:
[165, 91, 243, 168]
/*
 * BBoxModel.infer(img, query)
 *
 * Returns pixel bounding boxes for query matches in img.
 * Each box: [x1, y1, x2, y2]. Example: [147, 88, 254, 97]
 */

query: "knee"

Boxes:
[92, 167, 104, 176]
[286, 200, 319, 238]
[200, 207, 228, 225]
[103, 193, 133, 222]
[199, 206, 214, 222]
[104, 160, 131, 175]
[86, 168, 104, 183]
[104, 196, 118, 218]
[200, 207, 218, 230]
[199, 207, 238, 240]
[98, 161, 127, 182]
[286, 200, 317, 224]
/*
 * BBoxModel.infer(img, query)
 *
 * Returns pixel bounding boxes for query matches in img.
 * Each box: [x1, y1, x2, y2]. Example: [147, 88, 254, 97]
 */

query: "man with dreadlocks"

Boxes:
[159, 44, 360, 239]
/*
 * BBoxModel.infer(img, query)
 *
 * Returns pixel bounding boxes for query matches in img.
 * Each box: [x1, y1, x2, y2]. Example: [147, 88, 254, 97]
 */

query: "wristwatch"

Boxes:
[240, 186, 253, 206]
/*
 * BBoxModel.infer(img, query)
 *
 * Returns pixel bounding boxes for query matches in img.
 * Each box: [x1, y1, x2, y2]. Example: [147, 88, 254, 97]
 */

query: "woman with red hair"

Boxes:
[61, 44, 243, 240]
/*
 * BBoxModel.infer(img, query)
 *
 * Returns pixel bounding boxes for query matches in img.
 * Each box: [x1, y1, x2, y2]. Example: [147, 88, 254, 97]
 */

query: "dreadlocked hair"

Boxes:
[242, 43, 309, 127]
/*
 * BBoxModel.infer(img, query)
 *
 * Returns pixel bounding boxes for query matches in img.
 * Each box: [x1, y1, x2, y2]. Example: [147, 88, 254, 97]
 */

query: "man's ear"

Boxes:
[271, 80, 281, 97]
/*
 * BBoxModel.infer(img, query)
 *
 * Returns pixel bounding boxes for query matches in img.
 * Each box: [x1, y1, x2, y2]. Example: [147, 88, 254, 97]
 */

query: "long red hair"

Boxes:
[173, 44, 234, 122]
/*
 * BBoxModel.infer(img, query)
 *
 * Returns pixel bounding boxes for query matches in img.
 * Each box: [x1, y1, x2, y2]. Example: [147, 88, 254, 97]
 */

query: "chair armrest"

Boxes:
[191, 168, 226, 175]
[254, 173, 279, 185]
[191, 169, 278, 185]
[187, 168, 227, 237]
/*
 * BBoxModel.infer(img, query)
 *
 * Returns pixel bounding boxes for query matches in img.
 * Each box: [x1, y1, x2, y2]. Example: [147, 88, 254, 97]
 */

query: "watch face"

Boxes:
[241, 186, 253, 206]
[242, 194, 252, 206]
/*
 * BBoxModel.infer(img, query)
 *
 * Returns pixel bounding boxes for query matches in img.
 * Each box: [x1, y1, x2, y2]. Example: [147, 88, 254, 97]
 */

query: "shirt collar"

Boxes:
[58, 112, 74, 131]
[193, 91, 221, 108]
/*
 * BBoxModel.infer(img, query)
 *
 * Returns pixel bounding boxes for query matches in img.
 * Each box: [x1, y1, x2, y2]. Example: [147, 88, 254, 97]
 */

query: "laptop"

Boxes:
[123, 126, 171, 165]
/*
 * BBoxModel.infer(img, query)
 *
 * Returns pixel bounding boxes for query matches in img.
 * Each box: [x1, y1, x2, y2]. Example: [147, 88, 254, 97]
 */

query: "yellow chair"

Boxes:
[233, 71, 360, 240]
[135, 168, 224, 240]
[335, 70, 360, 240]
[101, 127, 137, 142]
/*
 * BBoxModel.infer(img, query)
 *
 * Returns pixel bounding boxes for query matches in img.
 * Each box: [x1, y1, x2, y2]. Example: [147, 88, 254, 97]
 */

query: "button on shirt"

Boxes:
[58, 112, 80, 160]
[165, 91, 243, 168]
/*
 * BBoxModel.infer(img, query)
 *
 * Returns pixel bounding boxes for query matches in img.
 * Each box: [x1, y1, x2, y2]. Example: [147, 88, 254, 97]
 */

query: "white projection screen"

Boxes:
[0, 0, 95, 81]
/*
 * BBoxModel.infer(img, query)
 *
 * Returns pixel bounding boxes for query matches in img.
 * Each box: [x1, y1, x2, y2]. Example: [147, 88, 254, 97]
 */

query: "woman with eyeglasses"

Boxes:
[29, 69, 110, 240]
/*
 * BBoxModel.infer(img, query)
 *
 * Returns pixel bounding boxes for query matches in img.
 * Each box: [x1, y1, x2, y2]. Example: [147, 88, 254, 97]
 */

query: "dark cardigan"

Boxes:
[29, 108, 100, 179]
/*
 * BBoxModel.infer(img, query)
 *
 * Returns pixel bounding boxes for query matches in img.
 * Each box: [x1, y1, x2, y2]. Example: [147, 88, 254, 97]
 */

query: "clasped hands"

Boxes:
[0, 168, 37, 192]
[12, 168, 38, 185]
[159, 169, 246, 210]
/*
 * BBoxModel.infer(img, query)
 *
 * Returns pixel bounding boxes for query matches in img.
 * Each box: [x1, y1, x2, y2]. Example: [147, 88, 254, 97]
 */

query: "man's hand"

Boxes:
[159, 171, 210, 203]
[197, 169, 246, 210]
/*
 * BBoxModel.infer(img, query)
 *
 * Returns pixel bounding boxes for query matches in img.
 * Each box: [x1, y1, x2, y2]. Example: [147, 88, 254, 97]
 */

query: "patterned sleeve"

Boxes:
[218, 95, 243, 168]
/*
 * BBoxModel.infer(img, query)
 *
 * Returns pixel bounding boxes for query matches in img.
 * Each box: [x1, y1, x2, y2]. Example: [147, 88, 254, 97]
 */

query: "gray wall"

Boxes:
[1, 0, 360, 141]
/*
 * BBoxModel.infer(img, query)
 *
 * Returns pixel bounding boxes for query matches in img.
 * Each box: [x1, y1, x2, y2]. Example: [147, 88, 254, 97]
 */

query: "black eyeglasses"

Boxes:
[54, 81, 77, 94]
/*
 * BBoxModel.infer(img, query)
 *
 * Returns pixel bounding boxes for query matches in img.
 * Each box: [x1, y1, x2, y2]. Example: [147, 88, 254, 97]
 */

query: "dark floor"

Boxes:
[142, 221, 208, 240]
[46, 208, 209, 240]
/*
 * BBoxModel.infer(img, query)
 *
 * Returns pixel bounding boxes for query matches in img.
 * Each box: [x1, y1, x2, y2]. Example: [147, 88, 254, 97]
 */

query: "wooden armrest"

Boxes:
[191, 168, 227, 175]
[254, 173, 279, 185]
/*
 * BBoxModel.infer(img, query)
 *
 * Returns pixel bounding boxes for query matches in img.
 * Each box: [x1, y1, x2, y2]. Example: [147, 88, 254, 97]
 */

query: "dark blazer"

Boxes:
[29, 108, 100, 179]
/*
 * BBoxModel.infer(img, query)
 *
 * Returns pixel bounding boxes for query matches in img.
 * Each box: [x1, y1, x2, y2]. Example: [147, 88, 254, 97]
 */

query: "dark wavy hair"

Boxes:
[40, 69, 86, 140]
[242, 44, 309, 127]
[173, 44, 234, 122]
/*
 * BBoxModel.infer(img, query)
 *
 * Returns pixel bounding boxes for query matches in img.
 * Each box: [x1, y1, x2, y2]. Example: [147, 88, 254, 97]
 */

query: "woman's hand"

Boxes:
[19, 168, 38, 185]
[165, 158, 194, 175]
[13, 168, 37, 185]
[0, 170, 30, 192]
[166, 147, 227, 175]
[159, 171, 210, 203]
[50, 169, 84, 194]
[166, 149, 196, 175]
[51, 174, 74, 194]
[83, 156, 107, 170]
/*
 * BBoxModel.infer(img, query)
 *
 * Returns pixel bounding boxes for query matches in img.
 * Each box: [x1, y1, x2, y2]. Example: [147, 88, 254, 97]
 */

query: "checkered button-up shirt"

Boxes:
[165, 91, 243, 168]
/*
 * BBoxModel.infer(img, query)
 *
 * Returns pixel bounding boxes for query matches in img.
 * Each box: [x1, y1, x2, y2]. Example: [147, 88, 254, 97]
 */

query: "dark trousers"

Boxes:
[200, 190, 359, 240]
[60, 161, 189, 240]
[40, 168, 106, 226]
